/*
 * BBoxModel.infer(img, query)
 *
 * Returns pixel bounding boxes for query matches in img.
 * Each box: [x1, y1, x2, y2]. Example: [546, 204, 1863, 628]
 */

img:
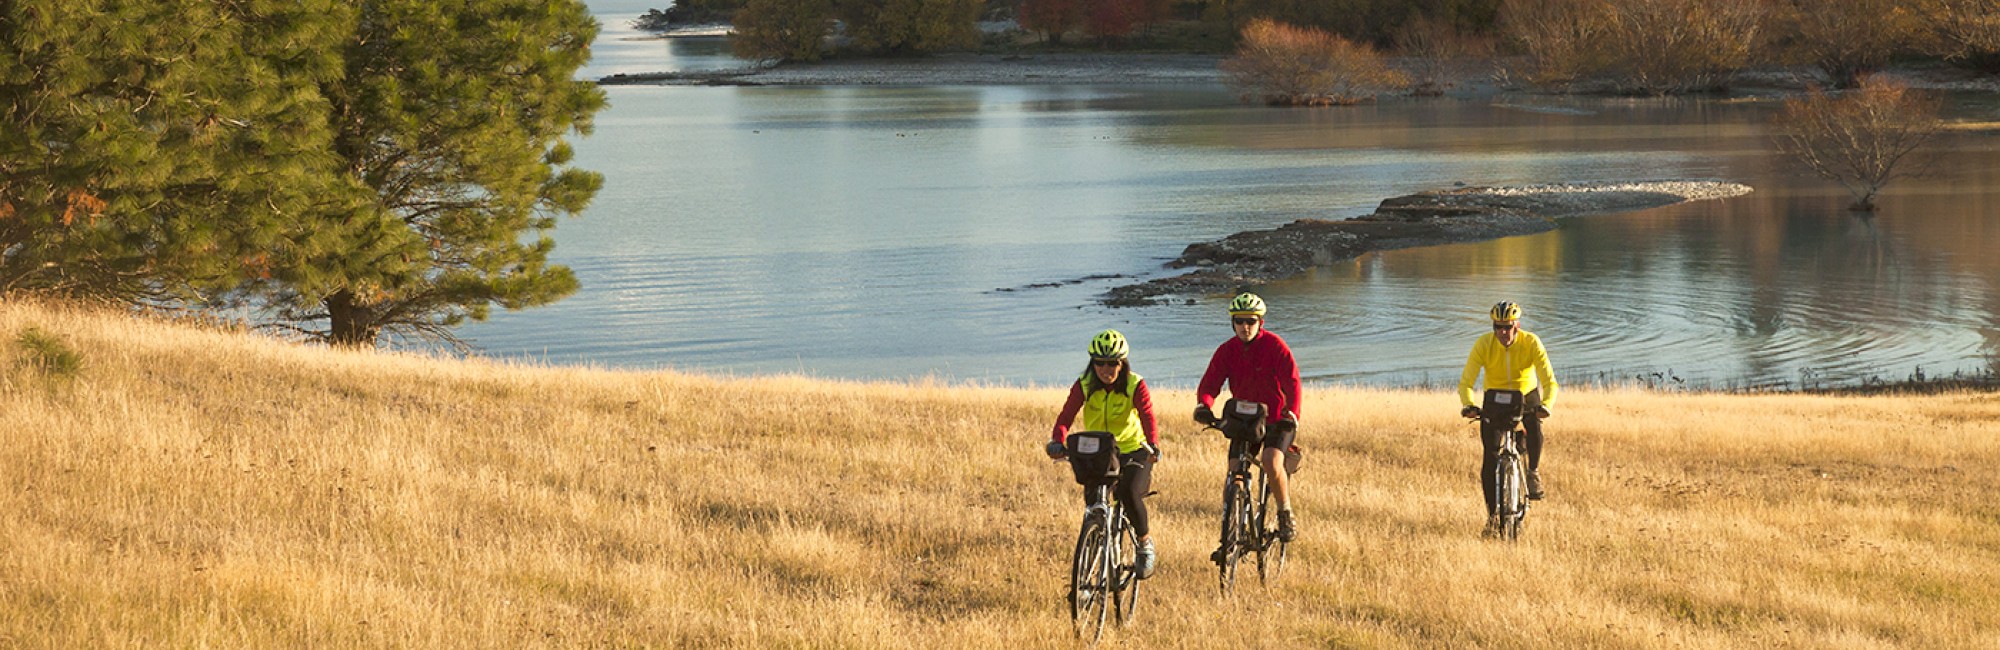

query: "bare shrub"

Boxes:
[1497, 0, 1611, 91]
[1598, 0, 1765, 94]
[1772, 0, 1916, 89]
[1222, 19, 1407, 106]
[1911, 0, 2000, 72]
[1395, 15, 1495, 96]
[1774, 76, 1943, 212]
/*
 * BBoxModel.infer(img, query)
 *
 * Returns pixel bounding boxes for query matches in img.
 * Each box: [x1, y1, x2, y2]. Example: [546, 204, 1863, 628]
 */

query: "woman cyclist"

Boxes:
[1045, 329, 1162, 579]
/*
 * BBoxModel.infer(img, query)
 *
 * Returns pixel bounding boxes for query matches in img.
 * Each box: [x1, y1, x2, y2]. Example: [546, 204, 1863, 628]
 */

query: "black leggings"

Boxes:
[1480, 389, 1545, 516]
[1084, 450, 1154, 538]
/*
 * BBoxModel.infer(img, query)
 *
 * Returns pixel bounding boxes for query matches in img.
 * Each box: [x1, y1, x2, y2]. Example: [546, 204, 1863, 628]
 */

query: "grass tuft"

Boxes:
[15, 325, 82, 382]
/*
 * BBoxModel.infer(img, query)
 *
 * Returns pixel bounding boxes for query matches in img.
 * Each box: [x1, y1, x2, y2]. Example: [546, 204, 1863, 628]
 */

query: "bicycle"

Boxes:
[1466, 389, 1534, 541]
[1057, 430, 1146, 642]
[1201, 399, 1291, 594]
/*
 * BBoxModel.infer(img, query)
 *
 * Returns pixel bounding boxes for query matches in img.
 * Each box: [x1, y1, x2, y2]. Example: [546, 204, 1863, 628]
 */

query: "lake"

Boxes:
[458, 6, 2000, 390]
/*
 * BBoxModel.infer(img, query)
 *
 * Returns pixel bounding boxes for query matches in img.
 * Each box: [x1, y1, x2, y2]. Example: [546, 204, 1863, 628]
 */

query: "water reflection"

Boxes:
[462, 84, 2000, 388]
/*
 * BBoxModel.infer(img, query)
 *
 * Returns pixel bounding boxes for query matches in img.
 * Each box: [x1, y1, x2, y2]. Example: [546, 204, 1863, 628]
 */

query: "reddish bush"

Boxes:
[1018, 0, 1086, 43]
[1221, 19, 1408, 106]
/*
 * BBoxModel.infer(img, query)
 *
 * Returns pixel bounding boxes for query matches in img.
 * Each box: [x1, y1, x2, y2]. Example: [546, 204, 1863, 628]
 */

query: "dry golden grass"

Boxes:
[2, 299, 1996, 648]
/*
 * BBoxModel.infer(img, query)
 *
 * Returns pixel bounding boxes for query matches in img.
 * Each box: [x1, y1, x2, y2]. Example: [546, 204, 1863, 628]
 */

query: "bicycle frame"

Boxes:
[1471, 397, 1532, 541]
[1207, 417, 1286, 592]
[1068, 462, 1141, 641]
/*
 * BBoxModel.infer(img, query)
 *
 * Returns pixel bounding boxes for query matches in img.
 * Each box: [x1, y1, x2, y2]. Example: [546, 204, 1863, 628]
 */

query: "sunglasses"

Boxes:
[1493, 322, 1517, 331]
[1091, 358, 1123, 368]
[1232, 317, 1260, 326]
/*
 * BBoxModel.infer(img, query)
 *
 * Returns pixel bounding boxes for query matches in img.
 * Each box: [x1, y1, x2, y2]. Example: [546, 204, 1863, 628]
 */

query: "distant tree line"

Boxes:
[1497, 0, 2000, 93]
[1, 0, 605, 348]
[716, 0, 2000, 92]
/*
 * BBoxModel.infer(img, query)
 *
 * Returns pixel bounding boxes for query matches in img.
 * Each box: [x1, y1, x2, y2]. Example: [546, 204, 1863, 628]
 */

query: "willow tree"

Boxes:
[267, 0, 607, 347]
[0, 0, 358, 299]
[1775, 77, 1942, 212]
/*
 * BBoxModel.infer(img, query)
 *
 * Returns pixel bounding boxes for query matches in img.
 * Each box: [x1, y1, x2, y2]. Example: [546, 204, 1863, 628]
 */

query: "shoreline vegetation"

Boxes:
[615, 0, 2000, 96]
[597, 48, 2000, 92]
[599, 10, 2000, 95]
[4, 299, 1996, 646]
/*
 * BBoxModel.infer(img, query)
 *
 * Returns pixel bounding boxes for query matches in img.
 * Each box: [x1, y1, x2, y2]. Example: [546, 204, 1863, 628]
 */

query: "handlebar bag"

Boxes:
[1066, 430, 1120, 485]
[1482, 389, 1526, 423]
[1221, 398, 1267, 443]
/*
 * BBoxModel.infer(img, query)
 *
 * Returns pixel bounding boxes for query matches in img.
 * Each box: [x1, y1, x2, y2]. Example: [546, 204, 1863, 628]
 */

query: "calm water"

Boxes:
[462, 7, 2000, 389]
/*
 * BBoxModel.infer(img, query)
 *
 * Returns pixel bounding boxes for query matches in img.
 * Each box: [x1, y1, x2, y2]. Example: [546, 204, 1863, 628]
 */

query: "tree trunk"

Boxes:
[325, 289, 382, 348]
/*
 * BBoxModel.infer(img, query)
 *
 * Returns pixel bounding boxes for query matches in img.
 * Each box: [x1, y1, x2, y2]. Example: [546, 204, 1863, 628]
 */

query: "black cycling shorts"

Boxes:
[1227, 422, 1295, 459]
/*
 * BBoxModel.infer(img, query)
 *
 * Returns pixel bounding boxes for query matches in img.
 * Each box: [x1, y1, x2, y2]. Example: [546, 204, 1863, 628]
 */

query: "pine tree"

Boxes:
[1, 0, 359, 300]
[260, 0, 607, 347]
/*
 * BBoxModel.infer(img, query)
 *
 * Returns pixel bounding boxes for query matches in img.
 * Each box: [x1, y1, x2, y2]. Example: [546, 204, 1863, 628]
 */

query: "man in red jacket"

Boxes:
[1195, 292, 1304, 547]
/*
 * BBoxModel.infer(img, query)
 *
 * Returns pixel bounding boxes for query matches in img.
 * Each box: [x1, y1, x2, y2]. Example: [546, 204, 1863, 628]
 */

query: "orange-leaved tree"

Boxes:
[1221, 18, 1407, 106]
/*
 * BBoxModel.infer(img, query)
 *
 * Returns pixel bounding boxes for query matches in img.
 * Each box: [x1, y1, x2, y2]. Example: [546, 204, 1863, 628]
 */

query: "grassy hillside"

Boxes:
[2, 299, 1996, 648]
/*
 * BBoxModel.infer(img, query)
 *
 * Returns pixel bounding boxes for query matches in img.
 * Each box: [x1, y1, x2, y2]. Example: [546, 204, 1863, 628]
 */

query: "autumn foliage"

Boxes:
[1019, 0, 1163, 42]
[1773, 0, 1918, 89]
[1912, 0, 2000, 71]
[1395, 15, 1494, 96]
[1499, 0, 1763, 94]
[1221, 19, 1407, 106]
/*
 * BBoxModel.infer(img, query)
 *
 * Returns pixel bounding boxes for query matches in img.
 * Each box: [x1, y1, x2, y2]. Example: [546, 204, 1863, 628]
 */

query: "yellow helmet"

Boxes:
[1490, 301, 1522, 322]
[1228, 293, 1267, 317]
[1089, 329, 1129, 359]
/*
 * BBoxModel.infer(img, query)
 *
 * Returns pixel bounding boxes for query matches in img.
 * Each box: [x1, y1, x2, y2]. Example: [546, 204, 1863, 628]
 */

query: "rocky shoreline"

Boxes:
[1102, 181, 1754, 307]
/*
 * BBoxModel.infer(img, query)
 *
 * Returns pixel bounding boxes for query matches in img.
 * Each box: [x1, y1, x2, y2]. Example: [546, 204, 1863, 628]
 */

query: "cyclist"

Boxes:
[1194, 292, 1303, 553]
[1458, 301, 1559, 536]
[1046, 329, 1162, 579]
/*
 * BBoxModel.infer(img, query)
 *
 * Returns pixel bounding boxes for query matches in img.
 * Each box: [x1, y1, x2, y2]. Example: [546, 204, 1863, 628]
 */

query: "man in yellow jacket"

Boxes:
[1457, 301, 1558, 529]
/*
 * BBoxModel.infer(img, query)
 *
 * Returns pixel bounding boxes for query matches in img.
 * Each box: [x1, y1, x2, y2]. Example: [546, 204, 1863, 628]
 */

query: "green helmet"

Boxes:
[1228, 293, 1267, 317]
[1089, 329, 1129, 359]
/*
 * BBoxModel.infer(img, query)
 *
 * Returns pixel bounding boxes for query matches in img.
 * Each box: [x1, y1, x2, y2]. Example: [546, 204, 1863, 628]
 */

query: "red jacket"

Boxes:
[1197, 330, 1302, 422]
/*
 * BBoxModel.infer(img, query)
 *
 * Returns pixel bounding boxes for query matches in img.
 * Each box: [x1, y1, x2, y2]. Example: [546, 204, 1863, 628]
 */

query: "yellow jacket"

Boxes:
[1458, 331, 1558, 407]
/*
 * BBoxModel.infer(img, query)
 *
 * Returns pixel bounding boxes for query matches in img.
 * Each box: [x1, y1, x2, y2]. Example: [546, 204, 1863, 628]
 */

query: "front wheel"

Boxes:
[1496, 454, 1525, 542]
[1217, 481, 1248, 594]
[1112, 515, 1140, 626]
[1257, 473, 1287, 584]
[1070, 516, 1110, 639]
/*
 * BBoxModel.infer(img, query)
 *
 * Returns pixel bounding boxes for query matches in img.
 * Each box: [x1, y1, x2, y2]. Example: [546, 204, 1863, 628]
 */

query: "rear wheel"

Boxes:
[1113, 515, 1140, 626]
[1071, 516, 1110, 639]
